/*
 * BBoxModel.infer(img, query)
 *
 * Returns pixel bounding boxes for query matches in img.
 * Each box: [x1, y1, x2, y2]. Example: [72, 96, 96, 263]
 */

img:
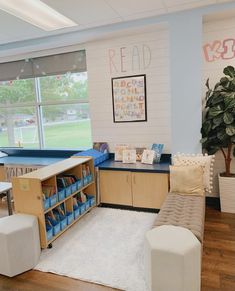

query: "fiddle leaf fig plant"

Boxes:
[201, 65, 235, 177]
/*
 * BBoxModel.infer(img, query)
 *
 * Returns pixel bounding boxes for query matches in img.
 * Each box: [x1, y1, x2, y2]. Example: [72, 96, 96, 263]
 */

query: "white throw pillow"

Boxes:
[172, 153, 215, 193]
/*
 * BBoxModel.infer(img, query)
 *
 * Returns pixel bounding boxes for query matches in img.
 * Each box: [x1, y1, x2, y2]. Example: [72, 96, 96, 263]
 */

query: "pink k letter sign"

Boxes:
[203, 38, 235, 62]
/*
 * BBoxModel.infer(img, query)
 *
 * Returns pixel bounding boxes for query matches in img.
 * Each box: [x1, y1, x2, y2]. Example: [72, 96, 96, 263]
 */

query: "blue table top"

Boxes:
[0, 156, 64, 166]
[98, 159, 170, 173]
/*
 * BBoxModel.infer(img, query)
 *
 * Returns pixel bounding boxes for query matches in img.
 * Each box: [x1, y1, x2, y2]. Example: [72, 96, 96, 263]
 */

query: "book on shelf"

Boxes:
[42, 185, 56, 198]
[93, 142, 109, 153]
[82, 164, 90, 177]
[151, 143, 164, 163]
[56, 174, 78, 189]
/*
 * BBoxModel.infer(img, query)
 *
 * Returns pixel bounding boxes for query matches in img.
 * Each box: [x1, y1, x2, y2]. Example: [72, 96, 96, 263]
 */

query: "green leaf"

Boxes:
[226, 125, 235, 136]
[208, 106, 223, 118]
[213, 115, 223, 126]
[231, 135, 235, 143]
[225, 98, 235, 110]
[201, 120, 211, 135]
[220, 77, 230, 88]
[217, 130, 227, 141]
[223, 112, 234, 124]
[211, 94, 224, 106]
[224, 66, 235, 78]
[205, 78, 210, 90]
[214, 82, 222, 90]
[200, 137, 207, 144]
[208, 146, 220, 155]
[221, 91, 235, 98]
[205, 89, 212, 100]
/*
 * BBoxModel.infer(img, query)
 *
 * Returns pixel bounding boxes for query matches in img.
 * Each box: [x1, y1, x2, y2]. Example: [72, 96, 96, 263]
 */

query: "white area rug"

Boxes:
[35, 207, 156, 291]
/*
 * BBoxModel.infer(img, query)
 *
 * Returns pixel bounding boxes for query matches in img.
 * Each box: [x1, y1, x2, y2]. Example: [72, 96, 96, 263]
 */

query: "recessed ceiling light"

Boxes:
[0, 0, 77, 31]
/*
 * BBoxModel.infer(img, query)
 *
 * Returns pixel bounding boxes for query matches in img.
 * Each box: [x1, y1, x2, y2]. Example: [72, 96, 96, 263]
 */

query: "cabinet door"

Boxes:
[132, 172, 168, 209]
[99, 170, 132, 205]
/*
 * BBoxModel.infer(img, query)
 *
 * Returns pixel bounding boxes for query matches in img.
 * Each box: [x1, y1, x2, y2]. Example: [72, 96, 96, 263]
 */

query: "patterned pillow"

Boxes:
[172, 153, 215, 193]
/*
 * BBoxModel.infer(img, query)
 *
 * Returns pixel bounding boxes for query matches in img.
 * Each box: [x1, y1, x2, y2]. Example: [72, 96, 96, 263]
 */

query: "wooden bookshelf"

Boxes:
[12, 157, 96, 249]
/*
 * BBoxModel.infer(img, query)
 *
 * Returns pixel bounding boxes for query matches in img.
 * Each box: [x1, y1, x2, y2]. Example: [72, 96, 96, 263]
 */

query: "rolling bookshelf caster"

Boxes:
[48, 243, 53, 249]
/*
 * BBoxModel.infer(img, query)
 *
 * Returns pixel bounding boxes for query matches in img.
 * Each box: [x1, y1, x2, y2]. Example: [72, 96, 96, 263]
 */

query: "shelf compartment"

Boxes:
[65, 198, 74, 225]
[47, 205, 96, 246]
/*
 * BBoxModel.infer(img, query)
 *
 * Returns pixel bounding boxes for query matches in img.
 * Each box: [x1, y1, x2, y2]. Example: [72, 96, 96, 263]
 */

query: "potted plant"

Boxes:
[201, 65, 235, 213]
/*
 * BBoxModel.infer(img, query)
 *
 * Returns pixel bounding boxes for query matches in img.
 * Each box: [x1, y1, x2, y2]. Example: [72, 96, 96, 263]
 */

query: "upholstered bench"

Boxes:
[145, 192, 205, 291]
[153, 192, 205, 243]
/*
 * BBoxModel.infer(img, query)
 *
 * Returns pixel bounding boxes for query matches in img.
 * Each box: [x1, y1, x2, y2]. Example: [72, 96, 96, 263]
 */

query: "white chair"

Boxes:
[0, 213, 41, 277]
[145, 225, 201, 291]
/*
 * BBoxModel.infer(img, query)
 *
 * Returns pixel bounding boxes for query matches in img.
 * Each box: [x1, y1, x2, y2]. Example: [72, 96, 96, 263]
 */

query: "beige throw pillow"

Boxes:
[172, 153, 215, 193]
[170, 165, 204, 196]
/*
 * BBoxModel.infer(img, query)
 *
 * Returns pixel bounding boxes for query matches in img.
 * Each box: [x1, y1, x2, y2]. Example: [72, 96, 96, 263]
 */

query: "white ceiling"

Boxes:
[0, 0, 233, 46]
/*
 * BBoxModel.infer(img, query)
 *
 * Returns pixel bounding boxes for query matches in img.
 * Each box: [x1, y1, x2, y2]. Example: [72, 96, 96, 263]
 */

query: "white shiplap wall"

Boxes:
[86, 24, 171, 152]
[203, 17, 235, 197]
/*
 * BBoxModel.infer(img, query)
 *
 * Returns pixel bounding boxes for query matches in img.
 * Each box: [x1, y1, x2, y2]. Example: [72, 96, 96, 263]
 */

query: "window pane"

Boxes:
[42, 104, 92, 148]
[0, 79, 35, 105]
[0, 107, 39, 148]
[40, 72, 88, 102]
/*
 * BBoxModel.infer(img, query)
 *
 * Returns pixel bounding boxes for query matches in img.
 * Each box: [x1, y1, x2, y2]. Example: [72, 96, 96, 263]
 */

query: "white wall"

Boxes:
[86, 24, 171, 152]
[203, 16, 235, 197]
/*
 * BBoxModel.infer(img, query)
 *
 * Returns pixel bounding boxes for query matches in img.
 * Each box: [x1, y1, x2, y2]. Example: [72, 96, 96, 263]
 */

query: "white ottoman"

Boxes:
[145, 225, 201, 291]
[0, 214, 41, 277]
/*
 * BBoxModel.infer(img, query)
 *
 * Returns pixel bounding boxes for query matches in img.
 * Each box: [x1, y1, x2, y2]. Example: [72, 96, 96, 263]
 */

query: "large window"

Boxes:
[0, 51, 92, 149]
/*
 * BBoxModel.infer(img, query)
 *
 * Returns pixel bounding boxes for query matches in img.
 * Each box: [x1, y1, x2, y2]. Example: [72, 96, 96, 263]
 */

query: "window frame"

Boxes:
[0, 75, 90, 149]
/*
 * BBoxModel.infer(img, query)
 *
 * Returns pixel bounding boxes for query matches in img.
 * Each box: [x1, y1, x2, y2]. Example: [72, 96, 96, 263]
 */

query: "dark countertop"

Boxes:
[0, 156, 64, 166]
[98, 159, 170, 173]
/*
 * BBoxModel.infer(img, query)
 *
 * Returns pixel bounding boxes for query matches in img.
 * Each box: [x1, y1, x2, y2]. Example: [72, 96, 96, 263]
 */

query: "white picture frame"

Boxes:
[122, 149, 137, 164]
[141, 150, 155, 164]
[114, 144, 129, 161]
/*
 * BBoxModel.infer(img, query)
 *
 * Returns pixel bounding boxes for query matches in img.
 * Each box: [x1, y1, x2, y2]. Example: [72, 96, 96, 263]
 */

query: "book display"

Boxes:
[12, 157, 96, 249]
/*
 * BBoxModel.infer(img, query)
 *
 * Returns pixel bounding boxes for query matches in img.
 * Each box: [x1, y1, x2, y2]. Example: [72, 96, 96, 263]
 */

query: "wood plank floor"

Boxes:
[0, 201, 234, 291]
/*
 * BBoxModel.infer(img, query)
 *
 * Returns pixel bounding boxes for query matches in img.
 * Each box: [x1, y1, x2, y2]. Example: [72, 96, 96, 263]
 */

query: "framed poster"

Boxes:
[112, 74, 147, 122]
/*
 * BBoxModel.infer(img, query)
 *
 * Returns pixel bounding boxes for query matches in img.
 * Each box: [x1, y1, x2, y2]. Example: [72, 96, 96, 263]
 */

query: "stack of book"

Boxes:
[56, 174, 78, 190]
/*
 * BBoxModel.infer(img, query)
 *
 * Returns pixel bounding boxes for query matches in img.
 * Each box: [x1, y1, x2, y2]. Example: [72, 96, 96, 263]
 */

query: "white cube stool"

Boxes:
[0, 214, 41, 277]
[145, 225, 201, 291]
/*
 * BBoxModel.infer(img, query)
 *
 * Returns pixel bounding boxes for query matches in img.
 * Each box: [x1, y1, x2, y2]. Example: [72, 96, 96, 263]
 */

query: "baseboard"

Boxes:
[98, 203, 159, 213]
[99, 199, 221, 213]
[206, 197, 221, 210]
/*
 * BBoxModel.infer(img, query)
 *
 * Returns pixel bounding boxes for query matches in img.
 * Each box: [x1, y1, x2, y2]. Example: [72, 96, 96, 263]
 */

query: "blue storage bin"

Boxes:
[53, 223, 61, 236]
[73, 149, 109, 166]
[76, 179, 82, 190]
[83, 176, 88, 185]
[79, 203, 86, 215]
[85, 200, 90, 211]
[65, 185, 72, 197]
[74, 207, 80, 220]
[43, 197, 50, 210]
[71, 183, 77, 193]
[60, 217, 67, 231]
[87, 174, 93, 183]
[58, 189, 65, 201]
[49, 193, 57, 207]
[66, 212, 74, 225]
[46, 228, 53, 241]
[87, 195, 96, 207]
